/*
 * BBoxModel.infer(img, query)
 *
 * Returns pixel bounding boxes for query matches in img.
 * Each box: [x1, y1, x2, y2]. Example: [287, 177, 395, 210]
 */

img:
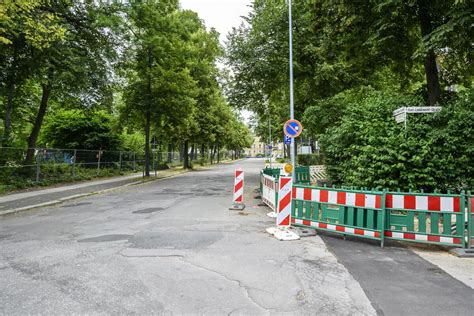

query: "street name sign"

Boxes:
[393, 106, 442, 123]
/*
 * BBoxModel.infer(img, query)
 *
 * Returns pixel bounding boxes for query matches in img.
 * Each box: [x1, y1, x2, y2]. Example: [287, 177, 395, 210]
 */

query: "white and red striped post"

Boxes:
[266, 176, 300, 240]
[230, 169, 245, 210]
[277, 177, 292, 227]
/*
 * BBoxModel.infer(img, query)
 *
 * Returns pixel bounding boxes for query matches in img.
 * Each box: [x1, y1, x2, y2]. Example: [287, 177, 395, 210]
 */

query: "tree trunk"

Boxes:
[201, 144, 205, 160]
[217, 144, 220, 163]
[24, 84, 51, 165]
[183, 140, 190, 169]
[418, 0, 441, 106]
[190, 143, 195, 161]
[144, 110, 151, 177]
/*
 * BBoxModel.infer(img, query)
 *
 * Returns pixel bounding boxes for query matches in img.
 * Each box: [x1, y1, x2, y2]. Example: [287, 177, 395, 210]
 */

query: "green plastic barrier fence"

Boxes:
[262, 166, 310, 185]
[384, 191, 466, 248]
[468, 192, 473, 248]
[291, 184, 386, 247]
[287, 183, 471, 248]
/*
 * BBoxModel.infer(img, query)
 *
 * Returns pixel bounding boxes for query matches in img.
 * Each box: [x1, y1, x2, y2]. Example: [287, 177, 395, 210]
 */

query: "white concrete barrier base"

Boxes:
[266, 227, 300, 241]
[266, 211, 277, 218]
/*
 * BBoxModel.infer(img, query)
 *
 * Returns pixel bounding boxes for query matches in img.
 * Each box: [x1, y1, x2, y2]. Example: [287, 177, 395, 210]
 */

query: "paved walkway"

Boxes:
[0, 169, 186, 215]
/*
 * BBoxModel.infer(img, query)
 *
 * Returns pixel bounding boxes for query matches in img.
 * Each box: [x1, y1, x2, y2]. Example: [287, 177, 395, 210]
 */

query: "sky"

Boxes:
[180, 0, 253, 44]
[180, 0, 254, 123]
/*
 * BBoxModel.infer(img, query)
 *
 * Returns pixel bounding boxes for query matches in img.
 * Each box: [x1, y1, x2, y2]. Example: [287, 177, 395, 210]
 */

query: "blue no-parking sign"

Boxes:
[283, 119, 302, 138]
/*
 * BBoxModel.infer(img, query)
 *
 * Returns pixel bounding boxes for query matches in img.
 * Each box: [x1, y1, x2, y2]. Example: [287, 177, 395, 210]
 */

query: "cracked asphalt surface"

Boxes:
[0, 159, 374, 314]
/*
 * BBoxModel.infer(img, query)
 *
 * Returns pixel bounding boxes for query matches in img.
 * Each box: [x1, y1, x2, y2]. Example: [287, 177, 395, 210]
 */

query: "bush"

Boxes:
[297, 154, 324, 166]
[40, 109, 122, 151]
[308, 87, 474, 192]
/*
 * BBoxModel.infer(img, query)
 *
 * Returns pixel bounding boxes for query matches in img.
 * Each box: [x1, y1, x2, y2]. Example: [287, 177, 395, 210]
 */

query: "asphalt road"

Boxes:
[0, 158, 472, 315]
[0, 159, 373, 315]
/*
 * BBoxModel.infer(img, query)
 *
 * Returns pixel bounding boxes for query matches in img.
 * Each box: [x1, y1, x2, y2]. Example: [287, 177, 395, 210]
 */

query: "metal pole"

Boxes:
[36, 149, 41, 182]
[268, 107, 272, 168]
[72, 149, 77, 177]
[288, 0, 296, 179]
[119, 151, 122, 172]
[97, 150, 101, 175]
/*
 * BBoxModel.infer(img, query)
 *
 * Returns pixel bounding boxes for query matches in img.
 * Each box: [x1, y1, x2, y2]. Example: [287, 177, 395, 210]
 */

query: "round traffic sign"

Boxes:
[284, 163, 293, 174]
[283, 119, 302, 138]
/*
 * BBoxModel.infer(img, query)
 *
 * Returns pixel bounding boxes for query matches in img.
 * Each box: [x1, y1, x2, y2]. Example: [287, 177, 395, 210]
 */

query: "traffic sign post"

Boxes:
[284, 119, 302, 138]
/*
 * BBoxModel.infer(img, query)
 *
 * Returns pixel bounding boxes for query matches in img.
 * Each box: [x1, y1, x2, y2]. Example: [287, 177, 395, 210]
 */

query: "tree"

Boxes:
[122, 0, 198, 175]
[28, 3, 115, 165]
[0, 0, 65, 146]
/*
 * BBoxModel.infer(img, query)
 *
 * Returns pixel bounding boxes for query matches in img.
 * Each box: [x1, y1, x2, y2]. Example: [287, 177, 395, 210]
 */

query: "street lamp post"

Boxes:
[268, 102, 272, 168]
[288, 0, 296, 179]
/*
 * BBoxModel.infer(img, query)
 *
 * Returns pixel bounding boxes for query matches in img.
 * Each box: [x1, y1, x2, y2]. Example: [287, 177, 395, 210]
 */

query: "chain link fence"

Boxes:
[0, 147, 237, 192]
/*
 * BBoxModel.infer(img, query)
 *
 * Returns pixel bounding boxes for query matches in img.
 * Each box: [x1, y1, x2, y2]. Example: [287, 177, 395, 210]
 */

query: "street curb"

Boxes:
[0, 169, 189, 217]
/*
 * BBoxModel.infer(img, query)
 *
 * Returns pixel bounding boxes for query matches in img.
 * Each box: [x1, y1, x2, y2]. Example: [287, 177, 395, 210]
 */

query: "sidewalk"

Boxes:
[0, 168, 187, 216]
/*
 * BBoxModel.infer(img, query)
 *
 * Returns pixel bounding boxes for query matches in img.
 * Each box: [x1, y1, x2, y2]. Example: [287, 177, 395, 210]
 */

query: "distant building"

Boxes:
[244, 135, 264, 157]
[244, 135, 284, 158]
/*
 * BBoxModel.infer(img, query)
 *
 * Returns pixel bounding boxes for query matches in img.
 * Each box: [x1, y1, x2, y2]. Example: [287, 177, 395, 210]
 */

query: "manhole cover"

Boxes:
[133, 207, 165, 214]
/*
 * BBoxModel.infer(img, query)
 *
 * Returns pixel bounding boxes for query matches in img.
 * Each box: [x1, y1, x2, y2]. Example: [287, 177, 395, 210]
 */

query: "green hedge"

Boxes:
[297, 154, 324, 166]
[304, 87, 474, 192]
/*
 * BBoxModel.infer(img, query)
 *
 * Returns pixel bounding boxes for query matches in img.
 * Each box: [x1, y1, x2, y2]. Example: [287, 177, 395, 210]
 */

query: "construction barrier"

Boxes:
[384, 191, 465, 247]
[230, 170, 245, 210]
[261, 172, 278, 212]
[468, 192, 473, 248]
[260, 173, 472, 248]
[262, 166, 310, 184]
[291, 184, 386, 246]
[277, 177, 292, 226]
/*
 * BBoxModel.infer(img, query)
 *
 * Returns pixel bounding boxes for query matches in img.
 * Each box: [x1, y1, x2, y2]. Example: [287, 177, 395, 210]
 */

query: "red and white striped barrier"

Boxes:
[384, 231, 461, 245]
[277, 177, 293, 226]
[229, 170, 245, 210]
[261, 173, 278, 212]
[386, 194, 461, 212]
[292, 218, 381, 238]
[292, 187, 382, 209]
[266, 177, 300, 241]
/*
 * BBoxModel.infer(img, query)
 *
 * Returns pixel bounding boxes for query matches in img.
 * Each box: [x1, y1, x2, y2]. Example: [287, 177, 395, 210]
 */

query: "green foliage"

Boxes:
[121, 131, 145, 154]
[297, 154, 323, 166]
[0, 164, 127, 194]
[318, 88, 474, 192]
[40, 110, 122, 150]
